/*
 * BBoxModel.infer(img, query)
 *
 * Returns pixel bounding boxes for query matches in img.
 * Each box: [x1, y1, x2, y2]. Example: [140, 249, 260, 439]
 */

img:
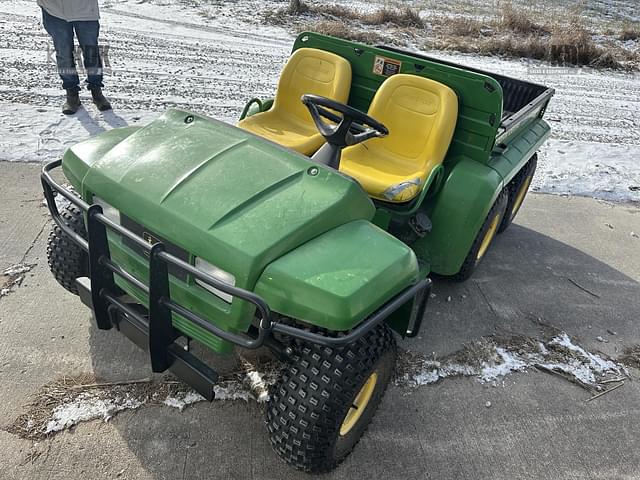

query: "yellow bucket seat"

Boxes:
[340, 74, 458, 203]
[238, 48, 352, 155]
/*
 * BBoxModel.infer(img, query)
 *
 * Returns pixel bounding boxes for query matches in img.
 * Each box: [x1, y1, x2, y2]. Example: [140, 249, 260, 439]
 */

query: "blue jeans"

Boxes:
[42, 8, 104, 91]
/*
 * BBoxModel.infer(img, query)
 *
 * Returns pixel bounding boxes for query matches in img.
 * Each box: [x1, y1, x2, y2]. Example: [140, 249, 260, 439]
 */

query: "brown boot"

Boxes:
[90, 87, 112, 111]
[62, 89, 81, 115]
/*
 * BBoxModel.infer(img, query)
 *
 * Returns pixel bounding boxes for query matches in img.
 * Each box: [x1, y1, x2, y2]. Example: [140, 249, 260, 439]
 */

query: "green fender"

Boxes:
[414, 158, 503, 276]
[254, 220, 420, 331]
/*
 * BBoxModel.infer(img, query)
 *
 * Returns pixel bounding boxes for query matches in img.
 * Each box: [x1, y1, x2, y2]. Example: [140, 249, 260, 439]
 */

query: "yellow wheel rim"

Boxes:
[511, 175, 532, 217]
[339, 372, 378, 436]
[476, 213, 501, 262]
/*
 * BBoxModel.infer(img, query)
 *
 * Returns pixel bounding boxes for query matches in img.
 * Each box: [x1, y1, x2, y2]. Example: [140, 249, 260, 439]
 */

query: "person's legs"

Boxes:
[41, 8, 80, 91]
[72, 20, 103, 90]
[73, 20, 111, 111]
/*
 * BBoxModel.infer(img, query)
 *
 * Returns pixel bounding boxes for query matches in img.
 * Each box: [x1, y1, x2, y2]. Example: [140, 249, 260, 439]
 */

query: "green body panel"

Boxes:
[62, 109, 426, 352]
[489, 118, 551, 185]
[415, 118, 551, 275]
[254, 220, 419, 330]
[413, 158, 503, 275]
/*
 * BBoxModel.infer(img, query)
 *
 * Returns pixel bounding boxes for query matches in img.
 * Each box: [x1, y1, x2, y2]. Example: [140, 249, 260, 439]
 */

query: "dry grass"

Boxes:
[267, 1, 423, 29]
[265, 1, 637, 71]
[313, 4, 360, 21]
[620, 27, 640, 41]
[4, 358, 281, 441]
[302, 20, 383, 44]
[286, 0, 308, 14]
[310, 4, 424, 29]
[620, 345, 640, 369]
[432, 16, 488, 37]
[500, 1, 548, 35]
[427, 8, 625, 69]
[3, 375, 185, 441]
[362, 7, 424, 28]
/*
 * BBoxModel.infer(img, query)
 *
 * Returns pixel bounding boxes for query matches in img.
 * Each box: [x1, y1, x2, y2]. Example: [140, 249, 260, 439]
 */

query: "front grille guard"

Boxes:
[42, 160, 431, 370]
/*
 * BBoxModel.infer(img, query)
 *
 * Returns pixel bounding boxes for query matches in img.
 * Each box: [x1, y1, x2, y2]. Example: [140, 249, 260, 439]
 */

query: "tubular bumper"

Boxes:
[41, 160, 431, 399]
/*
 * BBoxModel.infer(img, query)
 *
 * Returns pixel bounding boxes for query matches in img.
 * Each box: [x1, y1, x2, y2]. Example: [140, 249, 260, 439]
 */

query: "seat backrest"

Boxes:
[368, 74, 458, 176]
[272, 48, 352, 124]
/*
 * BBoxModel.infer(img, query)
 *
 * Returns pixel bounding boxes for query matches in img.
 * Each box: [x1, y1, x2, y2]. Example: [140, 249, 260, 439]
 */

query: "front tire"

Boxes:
[47, 204, 89, 295]
[266, 324, 396, 474]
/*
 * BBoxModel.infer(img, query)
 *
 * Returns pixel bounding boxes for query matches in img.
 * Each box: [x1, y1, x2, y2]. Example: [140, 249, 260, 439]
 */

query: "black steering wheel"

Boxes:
[301, 94, 389, 148]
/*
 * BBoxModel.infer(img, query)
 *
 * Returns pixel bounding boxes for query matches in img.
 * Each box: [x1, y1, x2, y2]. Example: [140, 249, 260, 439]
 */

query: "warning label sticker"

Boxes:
[373, 56, 402, 77]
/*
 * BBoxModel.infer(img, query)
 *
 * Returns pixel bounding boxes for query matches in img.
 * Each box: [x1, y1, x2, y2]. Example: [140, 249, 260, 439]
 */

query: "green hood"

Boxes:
[61, 109, 421, 349]
[66, 109, 375, 289]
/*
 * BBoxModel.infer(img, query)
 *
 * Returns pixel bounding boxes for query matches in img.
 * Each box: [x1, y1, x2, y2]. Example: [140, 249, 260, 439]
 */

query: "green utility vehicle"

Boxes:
[42, 33, 554, 473]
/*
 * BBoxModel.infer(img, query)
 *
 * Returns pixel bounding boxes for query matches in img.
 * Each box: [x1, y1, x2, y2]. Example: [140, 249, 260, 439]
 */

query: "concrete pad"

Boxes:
[1, 160, 639, 479]
[0, 162, 48, 271]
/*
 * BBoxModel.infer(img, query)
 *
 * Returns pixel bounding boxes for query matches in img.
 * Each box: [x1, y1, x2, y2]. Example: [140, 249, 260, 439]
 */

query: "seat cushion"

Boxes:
[340, 143, 426, 202]
[238, 48, 352, 155]
[239, 111, 324, 155]
[340, 74, 458, 202]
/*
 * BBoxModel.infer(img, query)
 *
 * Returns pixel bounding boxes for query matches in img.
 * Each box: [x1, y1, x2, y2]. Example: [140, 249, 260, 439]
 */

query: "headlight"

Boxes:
[194, 257, 235, 303]
[93, 196, 121, 225]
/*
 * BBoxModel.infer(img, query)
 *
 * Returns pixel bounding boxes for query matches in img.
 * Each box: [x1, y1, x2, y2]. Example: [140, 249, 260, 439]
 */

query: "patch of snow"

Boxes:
[45, 392, 144, 434]
[412, 368, 440, 386]
[245, 370, 270, 403]
[0, 103, 160, 163]
[1, 263, 36, 297]
[163, 390, 205, 411]
[399, 333, 625, 389]
[212, 368, 274, 403]
[22, 358, 281, 438]
[551, 333, 620, 374]
[3, 264, 33, 276]
[213, 384, 252, 402]
[535, 140, 640, 203]
[479, 347, 528, 383]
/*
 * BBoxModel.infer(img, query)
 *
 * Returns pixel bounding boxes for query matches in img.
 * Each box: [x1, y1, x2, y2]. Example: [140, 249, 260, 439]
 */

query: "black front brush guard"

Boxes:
[41, 160, 431, 400]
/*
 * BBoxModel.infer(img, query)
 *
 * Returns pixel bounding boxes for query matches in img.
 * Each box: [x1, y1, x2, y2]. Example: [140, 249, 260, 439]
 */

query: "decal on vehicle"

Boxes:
[373, 55, 401, 77]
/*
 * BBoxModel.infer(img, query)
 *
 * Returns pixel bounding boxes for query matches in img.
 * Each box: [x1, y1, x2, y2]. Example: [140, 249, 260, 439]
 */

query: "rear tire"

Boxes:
[266, 324, 396, 474]
[47, 204, 89, 295]
[451, 189, 508, 282]
[498, 154, 537, 233]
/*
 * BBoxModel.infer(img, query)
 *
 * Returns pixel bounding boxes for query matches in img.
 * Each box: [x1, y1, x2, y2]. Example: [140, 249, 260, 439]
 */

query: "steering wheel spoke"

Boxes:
[302, 94, 388, 148]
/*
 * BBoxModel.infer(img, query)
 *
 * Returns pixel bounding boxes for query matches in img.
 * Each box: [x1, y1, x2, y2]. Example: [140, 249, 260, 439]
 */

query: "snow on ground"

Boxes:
[396, 333, 626, 389]
[537, 139, 640, 202]
[11, 364, 276, 439]
[1, 263, 35, 297]
[10, 331, 626, 439]
[45, 392, 144, 434]
[162, 390, 206, 411]
[0, 0, 639, 202]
